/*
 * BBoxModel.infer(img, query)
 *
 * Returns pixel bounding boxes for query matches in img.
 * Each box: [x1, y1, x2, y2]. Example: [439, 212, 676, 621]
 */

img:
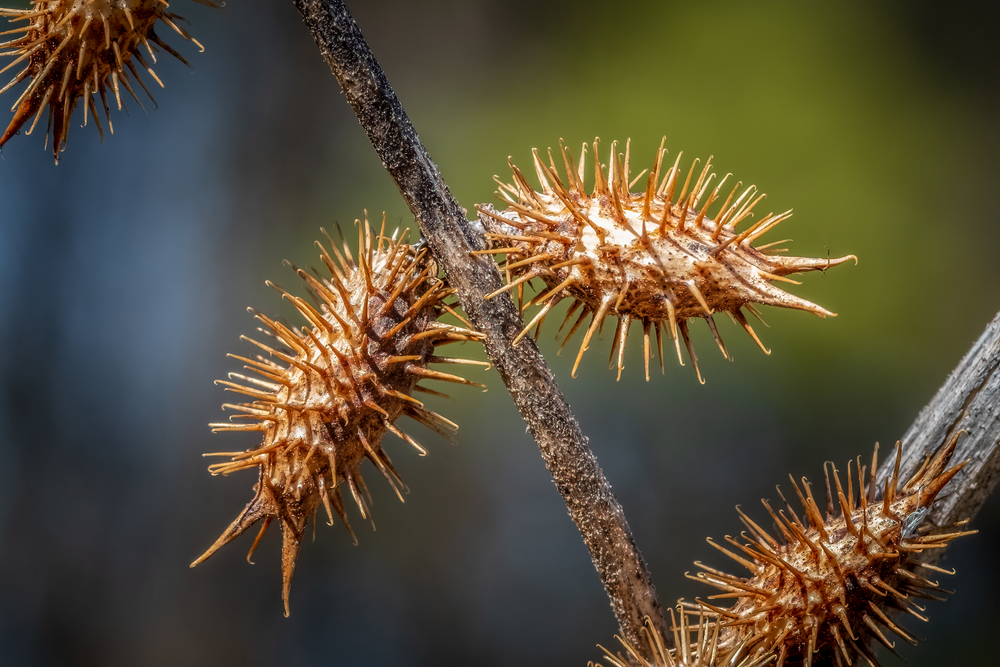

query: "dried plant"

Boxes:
[690, 437, 974, 667]
[4, 1, 997, 666]
[283, 2, 998, 664]
[594, 607, 769, 667]
[0, 0, 213, 162]
[478, 139, 856, 381]
[191, 215, 485, 614]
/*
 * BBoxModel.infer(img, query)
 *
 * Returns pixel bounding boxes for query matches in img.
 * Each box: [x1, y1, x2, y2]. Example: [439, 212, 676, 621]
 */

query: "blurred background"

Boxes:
[1, 0, 998, 665]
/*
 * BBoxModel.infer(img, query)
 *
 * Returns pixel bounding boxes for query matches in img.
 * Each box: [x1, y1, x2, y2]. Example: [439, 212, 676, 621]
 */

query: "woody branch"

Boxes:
[292, 0, 667, 656]
[877, 311, 1000, 534]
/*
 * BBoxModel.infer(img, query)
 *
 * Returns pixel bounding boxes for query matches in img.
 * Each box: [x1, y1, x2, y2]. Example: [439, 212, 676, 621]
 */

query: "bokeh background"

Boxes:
[1, 0, 998, 665]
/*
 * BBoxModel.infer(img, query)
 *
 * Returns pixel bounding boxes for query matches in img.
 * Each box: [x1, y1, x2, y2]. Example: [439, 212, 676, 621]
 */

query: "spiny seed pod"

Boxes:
[191, 216, 486, 615]
[476, 138, 856, 382]
[0, 0, 214, 162]
[593, 607, 769, 667]
[689, 436, 975, 667]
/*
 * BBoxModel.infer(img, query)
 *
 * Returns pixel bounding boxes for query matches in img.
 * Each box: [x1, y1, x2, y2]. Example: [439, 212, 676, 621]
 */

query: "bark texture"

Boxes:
[292, 0, 667, 654]
[877, 310, 1000, 530]
[848, 311, 1000, 667]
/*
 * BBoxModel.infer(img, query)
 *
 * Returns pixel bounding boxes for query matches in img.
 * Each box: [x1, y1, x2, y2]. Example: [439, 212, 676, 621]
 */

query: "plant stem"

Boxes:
[877, 310, 1000, 529]
[292, 0, 667, 655]
[860, 311, 1000, 666]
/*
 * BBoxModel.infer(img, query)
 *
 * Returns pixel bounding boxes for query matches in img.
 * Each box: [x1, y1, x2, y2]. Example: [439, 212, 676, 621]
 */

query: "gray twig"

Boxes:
[292, 0, 667, 655]
[877, 310, 1000, 530]
[855, 311, 1000, 666]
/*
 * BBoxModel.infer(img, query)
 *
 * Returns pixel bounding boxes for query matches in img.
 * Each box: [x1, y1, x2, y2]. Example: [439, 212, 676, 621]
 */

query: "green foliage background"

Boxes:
[0, 1, 997, 665]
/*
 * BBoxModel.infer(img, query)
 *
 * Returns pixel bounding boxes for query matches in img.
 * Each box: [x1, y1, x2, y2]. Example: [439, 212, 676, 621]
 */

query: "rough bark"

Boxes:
[292, 0, 667, 655]
[877, 310, 1000, 531]
[848, 311, 1000, 666]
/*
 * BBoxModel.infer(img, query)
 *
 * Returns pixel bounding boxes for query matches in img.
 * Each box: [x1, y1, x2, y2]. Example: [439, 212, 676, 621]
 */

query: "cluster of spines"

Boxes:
[592, 607, 768, 667]
[191, 215, 486, 613]
[476, 138, 855, 382]
[0, 0, 213, 161]
[591, 439, 973, 667]
[686, 437, 974, 667]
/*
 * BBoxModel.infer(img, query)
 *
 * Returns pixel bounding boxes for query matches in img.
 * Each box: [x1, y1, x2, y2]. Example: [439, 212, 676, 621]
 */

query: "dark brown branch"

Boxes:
[876, 309, 1000, 528]
[292, 0, 667, 654]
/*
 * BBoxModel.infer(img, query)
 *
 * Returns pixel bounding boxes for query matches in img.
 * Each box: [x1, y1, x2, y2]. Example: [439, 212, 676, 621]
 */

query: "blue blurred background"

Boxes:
[1, 0, 998, 665]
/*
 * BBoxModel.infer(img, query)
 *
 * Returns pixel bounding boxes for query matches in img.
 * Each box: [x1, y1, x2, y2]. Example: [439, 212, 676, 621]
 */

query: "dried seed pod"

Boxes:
[476, 138, 856, 382]
[690, 436, 975, 667]
[593, 606, 769, 667]
[0, 0, 214, 162]
[191, 216, 486, 615]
